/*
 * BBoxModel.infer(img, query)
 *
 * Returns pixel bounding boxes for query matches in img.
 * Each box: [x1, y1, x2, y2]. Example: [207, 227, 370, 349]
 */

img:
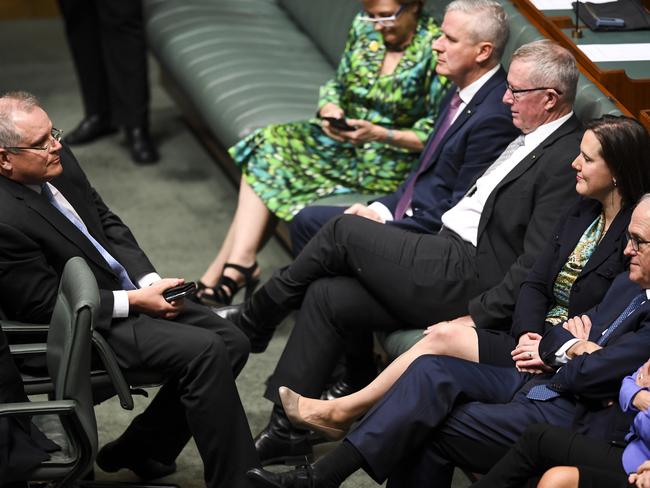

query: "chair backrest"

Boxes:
[46, 256, 100, 472]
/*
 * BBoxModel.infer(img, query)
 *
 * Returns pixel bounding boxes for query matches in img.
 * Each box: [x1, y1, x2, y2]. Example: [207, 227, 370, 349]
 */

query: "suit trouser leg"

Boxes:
[289, 206, 345, 257]
[264, 276, 402, 404]
[472, 424, 626, 488]
[265, 214, 481, 329]
[106, 303, 257, 488]
[386, 391, 577, 488]
[58, 0, 110, 118]
[344, 355, 531, 483]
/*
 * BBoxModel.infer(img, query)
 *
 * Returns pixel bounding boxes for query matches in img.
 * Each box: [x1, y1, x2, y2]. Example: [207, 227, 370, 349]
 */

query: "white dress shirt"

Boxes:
[440, 112, 573, 246]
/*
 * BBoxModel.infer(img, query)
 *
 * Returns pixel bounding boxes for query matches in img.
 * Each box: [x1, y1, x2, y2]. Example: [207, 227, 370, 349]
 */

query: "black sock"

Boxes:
[312, 440, 365, 488]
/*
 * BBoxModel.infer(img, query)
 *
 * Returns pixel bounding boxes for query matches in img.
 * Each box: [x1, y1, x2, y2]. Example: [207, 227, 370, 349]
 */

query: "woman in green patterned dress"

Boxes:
[196, 0, 450, 305]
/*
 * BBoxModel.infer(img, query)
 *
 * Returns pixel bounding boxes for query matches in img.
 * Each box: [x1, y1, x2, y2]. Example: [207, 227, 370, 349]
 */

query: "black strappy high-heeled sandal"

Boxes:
[197, 262, 260, 307]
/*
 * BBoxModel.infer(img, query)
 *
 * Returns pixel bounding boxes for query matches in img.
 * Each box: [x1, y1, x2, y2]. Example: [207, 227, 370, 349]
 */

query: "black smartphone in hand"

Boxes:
[163, 282, 197, 303]
[321, 116, 357, 132]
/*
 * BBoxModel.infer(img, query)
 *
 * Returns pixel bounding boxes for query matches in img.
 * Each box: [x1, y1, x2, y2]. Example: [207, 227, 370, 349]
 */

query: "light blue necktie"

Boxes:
[527, 292, 647, 402]
[42, 183, 136, 290]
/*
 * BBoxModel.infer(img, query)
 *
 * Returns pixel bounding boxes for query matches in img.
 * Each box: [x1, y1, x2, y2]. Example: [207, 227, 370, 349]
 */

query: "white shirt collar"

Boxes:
[521, 111, 574, 149]
[646, 289, 650, 299]
[457, 65, 501, 106]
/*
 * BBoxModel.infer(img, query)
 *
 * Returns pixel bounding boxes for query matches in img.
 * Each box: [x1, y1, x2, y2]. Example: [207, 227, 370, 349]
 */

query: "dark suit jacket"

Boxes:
[538, 273, 650, 441]
[510, 198, 632, 339]
[0, 145, 155, 333]
[468, 114, 583, 329]
[378, 67, 519, 234]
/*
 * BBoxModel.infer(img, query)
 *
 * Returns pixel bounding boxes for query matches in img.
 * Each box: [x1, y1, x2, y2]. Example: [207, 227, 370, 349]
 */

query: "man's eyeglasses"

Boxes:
[626, 231, 650, 252]
[359, 5, 406, 27]
[505, 84, 562, 102]
[5, 128, 63, 153]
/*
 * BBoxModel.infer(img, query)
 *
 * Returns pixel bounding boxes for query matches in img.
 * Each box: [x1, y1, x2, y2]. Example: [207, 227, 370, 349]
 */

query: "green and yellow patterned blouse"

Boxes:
[545, 213, 605, 325]
[229, 13, 449, 221]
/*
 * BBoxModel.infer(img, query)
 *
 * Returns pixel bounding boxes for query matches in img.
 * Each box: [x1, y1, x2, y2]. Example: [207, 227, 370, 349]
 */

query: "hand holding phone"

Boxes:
[163, 282, 197, 303]
[321, 116, 357, 132]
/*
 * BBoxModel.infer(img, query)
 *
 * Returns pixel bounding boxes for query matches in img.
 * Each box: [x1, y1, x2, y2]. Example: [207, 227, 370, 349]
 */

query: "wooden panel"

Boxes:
[0, 0, 59, 20]
[510, 0, 650, 131]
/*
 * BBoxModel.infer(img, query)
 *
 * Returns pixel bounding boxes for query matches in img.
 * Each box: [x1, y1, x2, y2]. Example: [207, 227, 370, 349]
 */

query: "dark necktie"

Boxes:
[527, 292, 647, 401]
[394, 91, 463, 219]
[42, 183, 136, 290]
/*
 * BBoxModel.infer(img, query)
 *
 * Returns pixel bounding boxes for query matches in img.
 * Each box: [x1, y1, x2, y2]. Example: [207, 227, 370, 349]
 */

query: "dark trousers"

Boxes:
[58, 0, 149, 127]
[472, 424, 628, 488]
[263, 214, 481, 404]
[290, 205, 345, 256]
[105, 301, 258, 488]
[343, 355, 577, 487]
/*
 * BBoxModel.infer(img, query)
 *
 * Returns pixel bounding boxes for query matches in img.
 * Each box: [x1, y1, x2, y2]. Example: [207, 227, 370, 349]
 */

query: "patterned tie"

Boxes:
[527, 292, 647, 402]
[394, 91, 463, 219]
[42, 183, 136, 290]
[463, 135, 525, 198]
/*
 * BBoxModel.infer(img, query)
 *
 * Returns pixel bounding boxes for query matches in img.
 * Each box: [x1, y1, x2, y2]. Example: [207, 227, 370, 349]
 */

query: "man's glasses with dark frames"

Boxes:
[626, 231, 650, 252]
[506, 84, 563, 102]
[4, 128, 63, 153]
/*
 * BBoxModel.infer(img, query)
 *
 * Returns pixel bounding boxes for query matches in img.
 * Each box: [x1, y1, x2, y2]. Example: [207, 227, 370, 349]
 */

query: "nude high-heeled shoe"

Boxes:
[279, 386, 347, 441]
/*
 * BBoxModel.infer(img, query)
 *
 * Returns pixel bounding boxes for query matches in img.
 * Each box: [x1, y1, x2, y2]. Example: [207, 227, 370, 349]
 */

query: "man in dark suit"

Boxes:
[0, 92, 257, 488]
[223, 34, 583, 464]
[291, 0, 518, 253]
[247, 195, 650, 488]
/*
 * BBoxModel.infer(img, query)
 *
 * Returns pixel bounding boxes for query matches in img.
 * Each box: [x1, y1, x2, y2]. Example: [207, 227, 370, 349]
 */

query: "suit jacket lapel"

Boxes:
[1, 176, 113, 274]
[477, 115, 580, 238]
[580, 205, 631, 276]
[422, 68, 508, 173]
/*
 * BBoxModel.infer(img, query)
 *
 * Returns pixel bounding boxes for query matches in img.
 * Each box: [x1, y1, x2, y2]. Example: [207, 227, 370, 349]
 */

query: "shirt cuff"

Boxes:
[112, 290, 130, 318]
[555, 338, 581, 364]
[138, 272, 161, 288]
[368, 202, 394, 222]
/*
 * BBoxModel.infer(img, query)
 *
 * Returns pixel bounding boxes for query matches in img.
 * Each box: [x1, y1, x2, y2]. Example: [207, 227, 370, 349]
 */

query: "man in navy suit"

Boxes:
[289, 0, 519, 255]
[247, 196, 650, 488]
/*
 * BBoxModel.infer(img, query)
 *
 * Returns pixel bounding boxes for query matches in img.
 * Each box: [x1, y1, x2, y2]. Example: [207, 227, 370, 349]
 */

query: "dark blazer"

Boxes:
[539, 273, 650, 441]
[468, 114, 583, 329]
[0, 145, 155, 332]
[379, 67, 519, 234]
[510, 198, 632, 339]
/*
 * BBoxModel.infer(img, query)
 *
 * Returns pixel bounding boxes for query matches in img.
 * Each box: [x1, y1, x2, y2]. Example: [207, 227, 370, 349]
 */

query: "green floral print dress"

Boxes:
[229, 12, 449, 221]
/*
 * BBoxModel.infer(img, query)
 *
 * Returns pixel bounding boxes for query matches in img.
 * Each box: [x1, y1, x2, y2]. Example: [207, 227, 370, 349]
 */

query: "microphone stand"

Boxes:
[572, 0, 583, 38]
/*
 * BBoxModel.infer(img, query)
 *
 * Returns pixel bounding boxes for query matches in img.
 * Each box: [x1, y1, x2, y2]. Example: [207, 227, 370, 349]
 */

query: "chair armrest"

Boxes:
[0, 399, 76, 417]
[9, 343, 47, 356]
[91, 331, 134, 410]
[0, 321, 49, 333]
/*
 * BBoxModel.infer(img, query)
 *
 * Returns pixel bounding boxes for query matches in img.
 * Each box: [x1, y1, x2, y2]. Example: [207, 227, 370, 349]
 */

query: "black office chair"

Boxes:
[0, 257, 175, 487]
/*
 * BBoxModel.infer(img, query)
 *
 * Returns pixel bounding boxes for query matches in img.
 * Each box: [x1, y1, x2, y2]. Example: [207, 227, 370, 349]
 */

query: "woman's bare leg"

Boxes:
[293, 323, 479, 429]
[536, 467, 579, 488]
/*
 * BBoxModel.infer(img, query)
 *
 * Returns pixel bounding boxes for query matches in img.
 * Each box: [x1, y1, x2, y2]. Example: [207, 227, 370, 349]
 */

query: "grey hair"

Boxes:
[0, 91, 41, 151]
[445, 0, 509, 61]
[511, 40, 579, 104]
[638, 193, 650, 206]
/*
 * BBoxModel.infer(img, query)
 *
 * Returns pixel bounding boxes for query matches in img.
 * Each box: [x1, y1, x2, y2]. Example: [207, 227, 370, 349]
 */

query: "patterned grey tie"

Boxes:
[464, 134, 525, 197]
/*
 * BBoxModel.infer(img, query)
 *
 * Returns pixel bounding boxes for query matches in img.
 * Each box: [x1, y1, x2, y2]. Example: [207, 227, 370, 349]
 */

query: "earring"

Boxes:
[612, 178, 617, 187]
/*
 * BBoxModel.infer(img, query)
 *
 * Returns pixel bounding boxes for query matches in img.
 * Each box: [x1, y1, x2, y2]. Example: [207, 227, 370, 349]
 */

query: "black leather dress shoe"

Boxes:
[254, 408, 313, 466]
[125, 126, 159, 164]
[63, 114, 117, 145]
[96, 438, 177, 479]
[215, 303, 276, 353]
[248, 464, 322, 488]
